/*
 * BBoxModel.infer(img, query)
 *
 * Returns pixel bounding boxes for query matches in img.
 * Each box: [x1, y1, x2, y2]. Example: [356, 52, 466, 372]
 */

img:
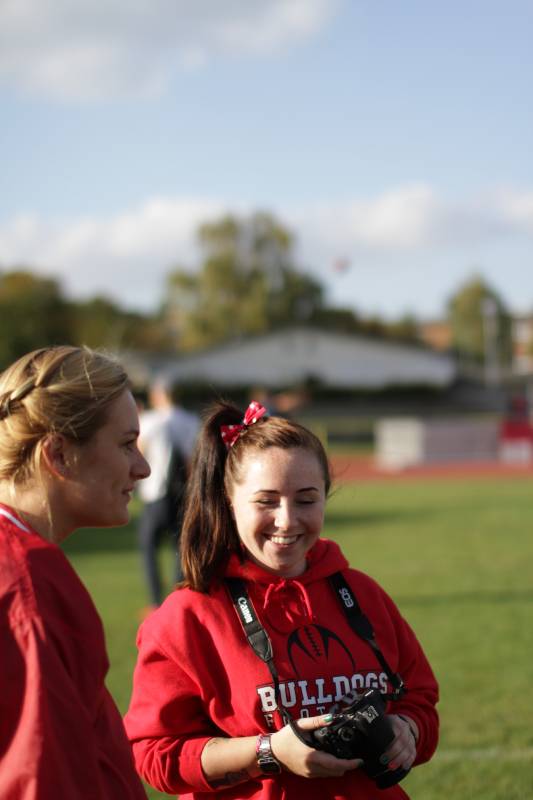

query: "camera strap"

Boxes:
[328, 572, 405, 700]
[225, 577, 294, 728]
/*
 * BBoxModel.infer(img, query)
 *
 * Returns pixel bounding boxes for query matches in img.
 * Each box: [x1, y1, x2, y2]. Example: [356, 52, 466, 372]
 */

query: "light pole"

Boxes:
[481, 296, 499, 385]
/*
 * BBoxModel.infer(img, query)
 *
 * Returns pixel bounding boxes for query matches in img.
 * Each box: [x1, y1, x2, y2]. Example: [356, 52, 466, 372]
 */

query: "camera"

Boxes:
[312, 688, 410, 789]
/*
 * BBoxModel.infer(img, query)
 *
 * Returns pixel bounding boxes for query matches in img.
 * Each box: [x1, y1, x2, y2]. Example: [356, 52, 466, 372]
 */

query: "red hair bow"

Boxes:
[220, 401, 268, 450]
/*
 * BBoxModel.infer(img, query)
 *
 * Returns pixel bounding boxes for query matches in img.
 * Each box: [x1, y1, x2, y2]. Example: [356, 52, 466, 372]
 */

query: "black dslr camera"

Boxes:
[312, 688, 409, 789]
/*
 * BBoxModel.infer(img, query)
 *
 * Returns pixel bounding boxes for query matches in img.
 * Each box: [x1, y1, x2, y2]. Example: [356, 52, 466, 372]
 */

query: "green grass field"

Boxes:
[63, 474, 533, 799]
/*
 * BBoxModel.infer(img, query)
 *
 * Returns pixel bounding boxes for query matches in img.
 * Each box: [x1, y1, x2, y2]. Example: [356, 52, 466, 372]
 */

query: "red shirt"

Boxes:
[126, 538, 439, 799]
[0, 504, 146, 799]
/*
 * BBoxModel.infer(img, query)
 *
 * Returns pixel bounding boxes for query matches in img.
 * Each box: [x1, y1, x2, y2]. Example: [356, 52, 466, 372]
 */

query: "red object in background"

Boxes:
[500, 393, 532, 445]
[500, 420, 533, 440]
[499, 411, 533, 465]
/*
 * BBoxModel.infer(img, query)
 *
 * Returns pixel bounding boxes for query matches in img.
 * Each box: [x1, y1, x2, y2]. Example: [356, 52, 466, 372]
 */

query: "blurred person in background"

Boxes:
[250, 386, 310, 419]
[125, 399, 438, 800]
[0, 345, 150, 799]
[137, 377, 199, 612]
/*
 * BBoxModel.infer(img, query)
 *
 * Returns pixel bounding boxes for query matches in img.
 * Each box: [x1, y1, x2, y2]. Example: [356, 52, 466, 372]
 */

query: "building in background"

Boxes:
[418, 320, 453, 352]
[511, 315, 533, 375]
[419, 314, 533, 378]
[124, 326, 456, 393]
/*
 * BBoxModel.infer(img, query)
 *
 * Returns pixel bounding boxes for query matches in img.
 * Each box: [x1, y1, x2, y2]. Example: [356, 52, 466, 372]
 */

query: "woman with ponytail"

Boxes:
[125, 400, 439, 800]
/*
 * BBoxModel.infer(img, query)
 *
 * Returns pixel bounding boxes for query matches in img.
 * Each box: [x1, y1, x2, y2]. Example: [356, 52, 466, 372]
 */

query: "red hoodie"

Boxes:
[125, 539, 439, 799]
[0, 504, 147, 800]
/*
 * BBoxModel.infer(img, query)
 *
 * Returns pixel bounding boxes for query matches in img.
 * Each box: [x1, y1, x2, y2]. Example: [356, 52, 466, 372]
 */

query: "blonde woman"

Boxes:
[0, 346, 150, 799]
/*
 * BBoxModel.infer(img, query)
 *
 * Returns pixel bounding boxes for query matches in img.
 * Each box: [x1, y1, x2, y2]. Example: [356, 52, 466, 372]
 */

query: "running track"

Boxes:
[331, 455, 533, 482]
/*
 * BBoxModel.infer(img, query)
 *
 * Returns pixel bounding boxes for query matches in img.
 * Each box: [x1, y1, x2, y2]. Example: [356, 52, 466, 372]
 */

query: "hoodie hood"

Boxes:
[224, 538, 349, 633]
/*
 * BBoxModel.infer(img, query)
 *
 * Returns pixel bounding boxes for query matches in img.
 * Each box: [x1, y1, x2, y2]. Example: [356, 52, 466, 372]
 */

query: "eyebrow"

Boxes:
[253, 487, 320, 494]
[121, 429, 140, 437]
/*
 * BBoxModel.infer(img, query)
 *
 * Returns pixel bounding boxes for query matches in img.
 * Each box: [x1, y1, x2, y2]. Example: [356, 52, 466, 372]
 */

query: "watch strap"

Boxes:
[255, 733, 282, 774]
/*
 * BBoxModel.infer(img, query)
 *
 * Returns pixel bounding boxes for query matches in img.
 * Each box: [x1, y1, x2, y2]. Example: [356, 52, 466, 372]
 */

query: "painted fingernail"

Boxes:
[379, 754, 389, 765]
[389, 762, 398, 770]
[322, 714, 334, 723]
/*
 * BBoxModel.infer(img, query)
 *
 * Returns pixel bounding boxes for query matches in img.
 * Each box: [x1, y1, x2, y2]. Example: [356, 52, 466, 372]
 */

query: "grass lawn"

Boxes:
[63, 475, 533, 799]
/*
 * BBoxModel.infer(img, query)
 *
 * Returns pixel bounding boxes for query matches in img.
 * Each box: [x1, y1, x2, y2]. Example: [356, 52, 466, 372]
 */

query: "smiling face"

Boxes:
[59, 390, 150, 532]
[228, 446, 326, 578]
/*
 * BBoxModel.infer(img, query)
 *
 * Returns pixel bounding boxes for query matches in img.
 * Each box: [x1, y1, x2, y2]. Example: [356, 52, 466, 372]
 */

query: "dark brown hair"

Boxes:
[180, 400, 331, 592]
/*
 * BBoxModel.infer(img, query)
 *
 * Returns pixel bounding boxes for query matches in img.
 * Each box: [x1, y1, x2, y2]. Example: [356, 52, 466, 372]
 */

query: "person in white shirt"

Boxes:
[137, 377, 199, 608]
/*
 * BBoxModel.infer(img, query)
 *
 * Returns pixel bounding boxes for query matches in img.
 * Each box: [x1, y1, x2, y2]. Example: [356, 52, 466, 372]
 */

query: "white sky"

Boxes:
[1, 0, 532, 320]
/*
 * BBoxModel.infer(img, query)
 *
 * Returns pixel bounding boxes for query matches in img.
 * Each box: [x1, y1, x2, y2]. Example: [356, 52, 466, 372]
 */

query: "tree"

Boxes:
[385, 313, 420, 343]
[163, 212, 324, 351]
[70, 296, 173, 352]
[0, 269, 175, 369]
[447, 274, 512, 373]
[0, 270, 72, 368]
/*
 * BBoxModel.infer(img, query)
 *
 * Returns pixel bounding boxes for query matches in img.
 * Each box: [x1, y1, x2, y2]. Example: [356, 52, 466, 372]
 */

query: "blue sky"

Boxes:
[1, 0, 532, 320]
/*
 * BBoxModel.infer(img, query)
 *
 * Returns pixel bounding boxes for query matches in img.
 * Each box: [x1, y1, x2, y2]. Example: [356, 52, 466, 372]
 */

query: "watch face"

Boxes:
[258, 757, 281, 775]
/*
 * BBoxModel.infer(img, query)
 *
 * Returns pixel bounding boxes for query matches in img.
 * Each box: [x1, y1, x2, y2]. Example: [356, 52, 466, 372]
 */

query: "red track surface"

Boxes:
[331, 454, 533, 482]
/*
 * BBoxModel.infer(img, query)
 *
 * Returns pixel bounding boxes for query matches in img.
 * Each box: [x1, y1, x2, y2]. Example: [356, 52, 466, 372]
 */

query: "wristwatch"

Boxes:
[256, 733, 282, 775]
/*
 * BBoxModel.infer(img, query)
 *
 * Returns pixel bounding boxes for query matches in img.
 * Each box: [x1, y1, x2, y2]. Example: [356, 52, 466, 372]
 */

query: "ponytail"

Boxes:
[180, 402, 242, 592]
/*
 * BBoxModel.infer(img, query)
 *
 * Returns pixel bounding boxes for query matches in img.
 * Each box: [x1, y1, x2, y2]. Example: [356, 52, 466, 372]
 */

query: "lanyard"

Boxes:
[0, 506, 30, 533]
[225, 577, 293, 726]
[327, 572, 405, 699]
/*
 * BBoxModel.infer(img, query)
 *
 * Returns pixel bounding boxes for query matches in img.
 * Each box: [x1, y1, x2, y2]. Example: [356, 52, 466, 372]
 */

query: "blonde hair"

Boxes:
[0, 346, 129, 487]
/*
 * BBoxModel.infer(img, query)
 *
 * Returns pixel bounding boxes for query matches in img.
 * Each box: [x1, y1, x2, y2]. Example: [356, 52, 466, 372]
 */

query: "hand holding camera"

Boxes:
[311, 689, 416, 789]
[269, 714, 363, 779]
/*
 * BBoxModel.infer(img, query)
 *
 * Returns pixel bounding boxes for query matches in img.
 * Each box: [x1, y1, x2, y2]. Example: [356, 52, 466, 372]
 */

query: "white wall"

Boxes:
[376, 418, 500, 469]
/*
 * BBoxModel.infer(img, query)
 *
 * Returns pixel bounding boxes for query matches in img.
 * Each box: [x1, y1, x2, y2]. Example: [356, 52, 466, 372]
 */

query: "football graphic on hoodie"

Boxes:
[287, 624, 356, 677]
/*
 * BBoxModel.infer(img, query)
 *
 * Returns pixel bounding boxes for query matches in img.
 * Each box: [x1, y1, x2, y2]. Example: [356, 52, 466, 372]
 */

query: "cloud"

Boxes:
[292, 184, 533, 258]
[490, 188, 533, 234]
[0, 185, 532, 312]
[0, 197, 227, 308]
[0, 0, 338, 101]
[293, 185, 440, 251]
